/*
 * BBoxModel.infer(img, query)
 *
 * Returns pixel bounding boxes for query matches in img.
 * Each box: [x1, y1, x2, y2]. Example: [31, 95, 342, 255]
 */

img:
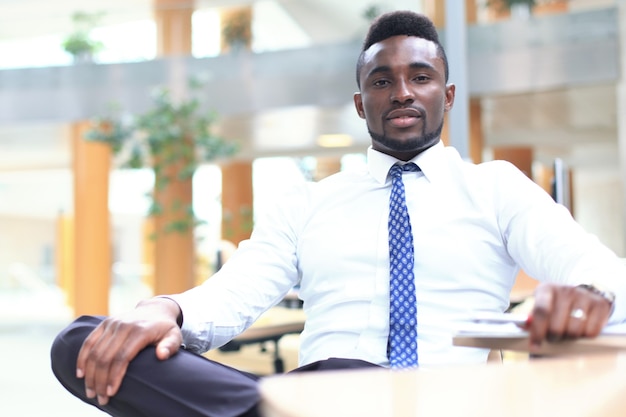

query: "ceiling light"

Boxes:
[316, 134, 353, 148]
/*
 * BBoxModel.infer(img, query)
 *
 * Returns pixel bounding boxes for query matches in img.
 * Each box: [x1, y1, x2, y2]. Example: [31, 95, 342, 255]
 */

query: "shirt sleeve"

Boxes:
[492, 161, 626, 323]
[167, 184, 308, 353]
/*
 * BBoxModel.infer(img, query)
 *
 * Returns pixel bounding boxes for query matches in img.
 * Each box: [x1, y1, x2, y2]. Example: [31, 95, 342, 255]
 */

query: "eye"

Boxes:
[413, 74, 431, 83]
[372, 78, 390, 87]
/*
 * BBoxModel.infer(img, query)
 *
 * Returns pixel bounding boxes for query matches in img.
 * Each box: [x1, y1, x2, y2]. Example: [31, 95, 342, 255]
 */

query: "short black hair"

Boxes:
[355, 10, 449, 88]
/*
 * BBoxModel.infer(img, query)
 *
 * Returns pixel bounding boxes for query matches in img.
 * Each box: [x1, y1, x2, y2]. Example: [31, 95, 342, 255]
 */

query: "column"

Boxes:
[492, 146, 533, 179]
[533, 1, 568, 15]
[533, 163, 554, 194]
[154, 0, 194, 56]
[313, 156, 341, 181]
[445, 0, 470, 159]
[72, 122, 112, 316]
[617, 0, 626, 256]
[141, 219, 155, 291]
[423, 0, 446, 28]
[219, 6, 255, 248]
[424, 0, 478, 31]
[469, 98, 484, 164]
[221, 161, 254, 245]
[149, 0, 196, 295]
[153, 148, 196, 294]
[55, 212, 74, 308]
[426, 1, 479, 158]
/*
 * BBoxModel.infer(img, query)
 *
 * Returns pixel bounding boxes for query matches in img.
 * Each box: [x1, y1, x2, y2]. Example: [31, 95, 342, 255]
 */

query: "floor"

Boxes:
[0, 288, 106, 417]
[0, 285, 301, 417]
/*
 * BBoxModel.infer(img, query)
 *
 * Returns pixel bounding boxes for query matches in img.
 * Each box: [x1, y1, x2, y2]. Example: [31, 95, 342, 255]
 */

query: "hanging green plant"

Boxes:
[85, 77, 239, 235]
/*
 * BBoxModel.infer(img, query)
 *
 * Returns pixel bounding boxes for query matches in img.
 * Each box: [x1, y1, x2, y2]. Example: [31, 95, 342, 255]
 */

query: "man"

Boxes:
[51, 10, 626, 417]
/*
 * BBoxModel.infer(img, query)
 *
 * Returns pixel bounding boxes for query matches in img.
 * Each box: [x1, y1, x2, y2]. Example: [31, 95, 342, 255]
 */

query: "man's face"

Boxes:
[354, 35, 455, 161]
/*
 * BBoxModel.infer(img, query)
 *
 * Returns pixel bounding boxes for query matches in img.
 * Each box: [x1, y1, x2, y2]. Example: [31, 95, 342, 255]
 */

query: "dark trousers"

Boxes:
[51, 315, 380, 417]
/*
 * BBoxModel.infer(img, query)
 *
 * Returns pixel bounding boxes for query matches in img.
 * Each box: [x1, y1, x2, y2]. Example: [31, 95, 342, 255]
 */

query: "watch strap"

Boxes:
[577, 283, 616, 315]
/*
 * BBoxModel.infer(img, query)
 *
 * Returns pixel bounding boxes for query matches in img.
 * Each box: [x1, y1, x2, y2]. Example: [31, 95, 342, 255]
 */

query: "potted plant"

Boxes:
[488, 0, 537, 8]
[362, 5, 383, 22]
[221, 8, 252, 52]
[62, 11, 104, 63]
[487, 0, 538, 17]
[85, 77, 238, 294]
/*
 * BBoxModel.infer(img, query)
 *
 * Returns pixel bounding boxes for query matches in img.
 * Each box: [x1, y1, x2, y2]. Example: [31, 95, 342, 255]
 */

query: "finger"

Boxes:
[155, 328, 183, 360]
[529, 284, 555, 351]
[82, 321, 121, 404]
[545, 287, 579, 342]
[76, 323, 105, 380]
[76, 323, 110, 401]
[90, 320, 148, 404]
[84, 319, 138, 405]
[103, 340, 136, 400]
[583, 302, 611, 338]
[81, 322, 113, 398]
[98, 322, 182, 400]
[564, 303, 589, 339]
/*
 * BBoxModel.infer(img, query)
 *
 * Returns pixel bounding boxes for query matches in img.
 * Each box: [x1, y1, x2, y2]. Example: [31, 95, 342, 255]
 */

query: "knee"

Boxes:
[50, 315, 104, 392]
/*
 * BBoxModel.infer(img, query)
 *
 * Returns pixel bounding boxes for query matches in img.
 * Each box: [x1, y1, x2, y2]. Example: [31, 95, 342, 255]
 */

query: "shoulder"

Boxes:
[440, 146, 528, 184]
[439, 148, 551, 206]
[455, 153, 533, 187]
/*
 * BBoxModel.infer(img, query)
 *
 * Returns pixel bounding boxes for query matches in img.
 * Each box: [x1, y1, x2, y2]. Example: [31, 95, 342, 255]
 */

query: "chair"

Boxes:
[219, 321, 304, 373]
[213, 294, 306, 374]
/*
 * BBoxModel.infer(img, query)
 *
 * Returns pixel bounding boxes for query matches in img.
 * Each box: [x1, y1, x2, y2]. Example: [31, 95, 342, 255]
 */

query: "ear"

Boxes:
[353, 92, 366, 119]
[444, 83, 456, 113]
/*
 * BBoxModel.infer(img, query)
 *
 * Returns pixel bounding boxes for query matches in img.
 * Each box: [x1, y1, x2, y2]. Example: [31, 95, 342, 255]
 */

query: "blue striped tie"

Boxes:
[388, 163, 420, 368]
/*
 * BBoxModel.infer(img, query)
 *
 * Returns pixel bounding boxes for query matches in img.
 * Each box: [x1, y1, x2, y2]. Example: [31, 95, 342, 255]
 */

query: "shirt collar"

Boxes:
[368, 140, 447, 184]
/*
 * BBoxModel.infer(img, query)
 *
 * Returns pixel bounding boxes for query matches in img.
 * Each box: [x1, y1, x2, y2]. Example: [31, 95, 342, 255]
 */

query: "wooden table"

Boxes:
[259, 352, 626, 417]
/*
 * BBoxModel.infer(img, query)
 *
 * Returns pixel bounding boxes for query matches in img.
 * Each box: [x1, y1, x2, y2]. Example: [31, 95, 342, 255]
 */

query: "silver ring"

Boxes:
[570, 308, 586, 320]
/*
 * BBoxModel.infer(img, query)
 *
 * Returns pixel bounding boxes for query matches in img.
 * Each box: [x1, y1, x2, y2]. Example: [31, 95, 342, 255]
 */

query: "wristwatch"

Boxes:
[577, 283, 616, 314]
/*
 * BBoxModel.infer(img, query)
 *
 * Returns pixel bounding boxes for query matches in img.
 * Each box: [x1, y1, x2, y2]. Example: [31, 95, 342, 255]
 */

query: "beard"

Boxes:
[368, 119, 444, 153]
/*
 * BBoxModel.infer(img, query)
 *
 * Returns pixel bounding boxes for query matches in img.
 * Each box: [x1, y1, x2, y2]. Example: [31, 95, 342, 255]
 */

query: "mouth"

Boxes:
[385, 108, 423, 129]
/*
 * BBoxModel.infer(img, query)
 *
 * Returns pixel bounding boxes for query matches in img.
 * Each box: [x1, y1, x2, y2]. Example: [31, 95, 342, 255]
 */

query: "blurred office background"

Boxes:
[2, 1, 626, 415]
[1, 0, 625, 315]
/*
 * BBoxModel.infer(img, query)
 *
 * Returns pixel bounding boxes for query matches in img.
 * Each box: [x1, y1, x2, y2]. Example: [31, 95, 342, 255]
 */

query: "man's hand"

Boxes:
[528, 283, 613, 352]
[76, 297, 183, 406]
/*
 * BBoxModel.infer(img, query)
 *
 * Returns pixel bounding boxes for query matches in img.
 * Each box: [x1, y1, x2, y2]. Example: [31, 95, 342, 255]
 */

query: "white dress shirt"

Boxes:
[170, 141, 626, 368]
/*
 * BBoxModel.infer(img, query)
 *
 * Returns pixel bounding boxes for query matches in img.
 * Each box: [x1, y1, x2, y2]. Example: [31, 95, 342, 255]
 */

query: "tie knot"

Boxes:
[389, 163, 420, 178]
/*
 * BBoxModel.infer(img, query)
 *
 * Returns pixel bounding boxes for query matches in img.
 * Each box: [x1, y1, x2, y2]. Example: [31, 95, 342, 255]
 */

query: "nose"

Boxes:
[390, 79, 414, 105]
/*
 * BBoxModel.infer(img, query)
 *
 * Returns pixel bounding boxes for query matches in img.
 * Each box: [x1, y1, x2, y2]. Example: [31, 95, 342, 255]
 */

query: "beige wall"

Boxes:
[574, 169, 625, 257]
[0, 216, 55, 289]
